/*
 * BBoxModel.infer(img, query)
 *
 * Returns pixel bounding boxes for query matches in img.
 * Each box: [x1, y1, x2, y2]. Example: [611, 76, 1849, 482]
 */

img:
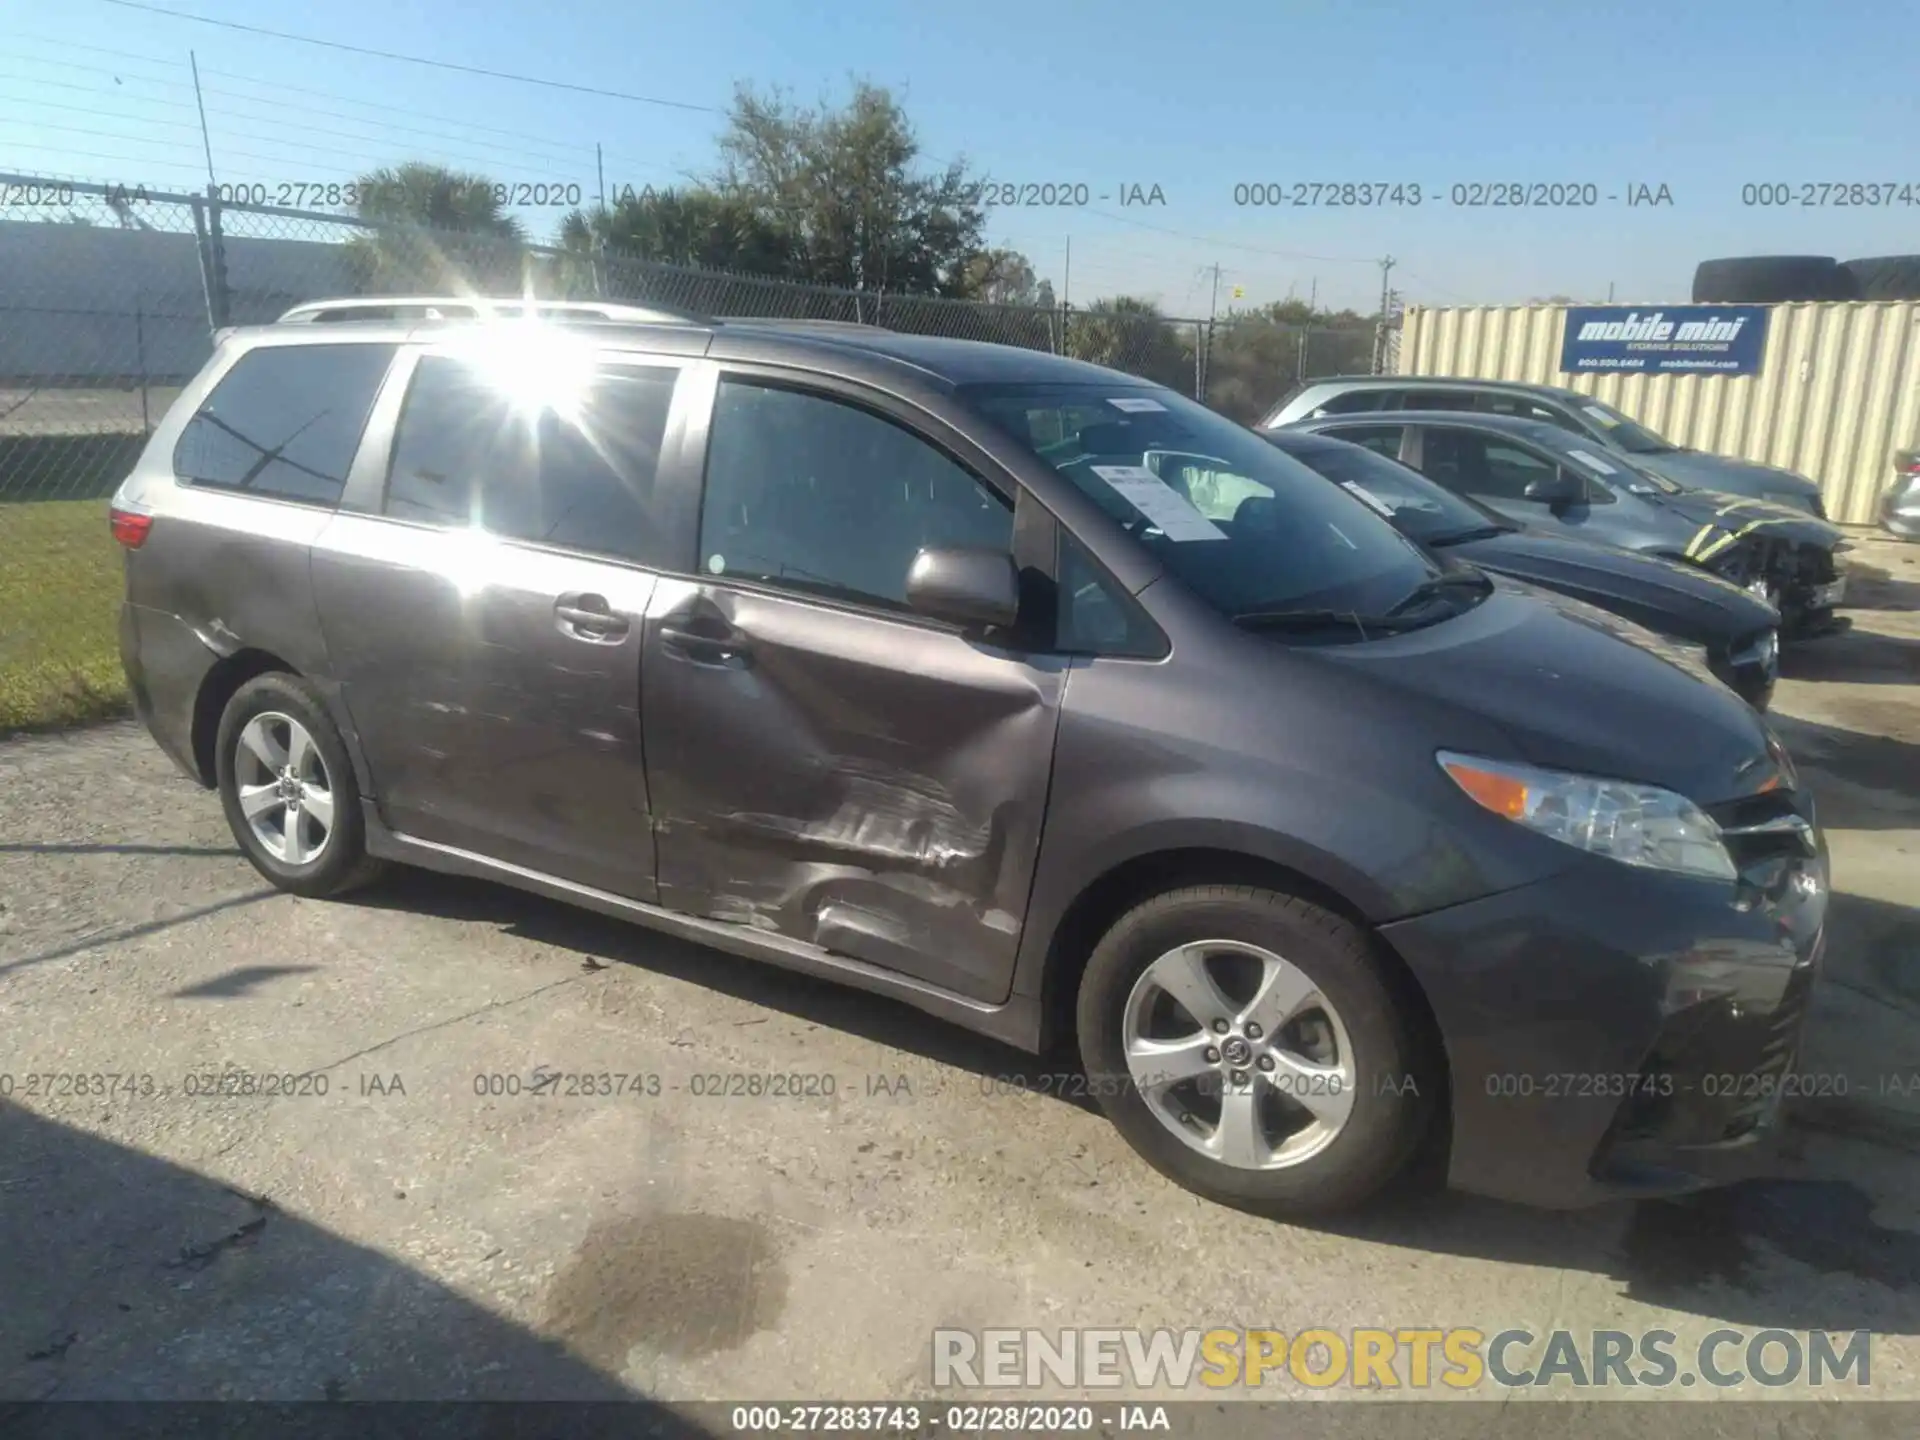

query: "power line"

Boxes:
[92, 0, 721, 113]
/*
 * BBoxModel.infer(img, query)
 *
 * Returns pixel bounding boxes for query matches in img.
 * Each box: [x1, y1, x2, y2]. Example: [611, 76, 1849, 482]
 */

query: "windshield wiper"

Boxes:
[1425, 523, 1512, 547]
[1231, 607, 1411, 636]
[1384, 568, 1495, 617]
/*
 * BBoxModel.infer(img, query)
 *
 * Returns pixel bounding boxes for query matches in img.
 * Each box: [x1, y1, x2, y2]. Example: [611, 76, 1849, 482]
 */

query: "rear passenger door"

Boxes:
[639, 371, 1066, 1005]
[312, 346, 697, 900]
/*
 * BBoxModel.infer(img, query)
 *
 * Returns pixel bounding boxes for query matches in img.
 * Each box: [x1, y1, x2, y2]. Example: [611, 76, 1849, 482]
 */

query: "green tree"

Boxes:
[557, 186, 795, 275]
[709, 81, 991, 296]
[960, 248, 1053, 308]
[348, 162, 527, 296]
[1066, 296, 1193, 392]
[1203, 301, 1376, 424]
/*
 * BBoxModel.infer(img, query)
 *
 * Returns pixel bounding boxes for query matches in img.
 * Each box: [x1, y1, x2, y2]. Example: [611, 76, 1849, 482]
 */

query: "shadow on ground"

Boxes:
[347, 867, 1920, 1337]
[0, 1099, 708, 1428]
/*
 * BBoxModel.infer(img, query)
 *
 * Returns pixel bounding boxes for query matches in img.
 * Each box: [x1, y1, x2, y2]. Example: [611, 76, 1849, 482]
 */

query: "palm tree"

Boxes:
[348, 163, 527, 297]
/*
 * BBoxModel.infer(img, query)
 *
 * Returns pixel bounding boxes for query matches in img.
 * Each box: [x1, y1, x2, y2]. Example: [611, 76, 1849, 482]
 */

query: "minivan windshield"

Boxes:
[964, 383, 1478, 630]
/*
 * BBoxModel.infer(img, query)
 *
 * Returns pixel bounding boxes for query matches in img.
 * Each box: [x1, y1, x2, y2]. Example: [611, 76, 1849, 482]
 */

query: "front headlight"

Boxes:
[1437, 751, 1737, 880]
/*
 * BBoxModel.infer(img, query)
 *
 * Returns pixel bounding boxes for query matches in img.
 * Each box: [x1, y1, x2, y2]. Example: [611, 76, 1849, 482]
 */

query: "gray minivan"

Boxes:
[112, 302, 1828, 1215]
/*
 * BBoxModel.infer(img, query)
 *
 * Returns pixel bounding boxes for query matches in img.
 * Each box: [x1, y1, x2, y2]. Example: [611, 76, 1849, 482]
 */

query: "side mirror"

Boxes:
[905, 546, 1020, 631]
[1524, 467, 1584, 505]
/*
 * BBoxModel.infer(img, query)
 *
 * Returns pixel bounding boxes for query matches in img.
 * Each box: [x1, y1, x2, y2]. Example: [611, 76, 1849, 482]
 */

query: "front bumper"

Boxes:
[1379, 794, 1828, 1209]
[1881, 488, 1920, 540]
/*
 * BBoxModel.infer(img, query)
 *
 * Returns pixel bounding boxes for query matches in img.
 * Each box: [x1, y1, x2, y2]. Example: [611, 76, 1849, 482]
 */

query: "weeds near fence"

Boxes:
[0, 501, 129, 734]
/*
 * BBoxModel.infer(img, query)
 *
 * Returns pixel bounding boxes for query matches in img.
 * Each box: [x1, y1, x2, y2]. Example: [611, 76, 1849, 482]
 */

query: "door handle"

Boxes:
[658, 619, 748, 663]
[554, 594, 629, 640]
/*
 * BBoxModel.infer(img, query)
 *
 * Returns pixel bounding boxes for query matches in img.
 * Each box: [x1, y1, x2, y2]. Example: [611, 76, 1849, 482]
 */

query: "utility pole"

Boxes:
[1296, 276, 1317, 381]
[1200, 262, 1223, 400]
[189, 50, 217, 190]
[1373, 256, 1397, 374]
[1063, 237, 1071, 308]
[596, 143, 606, 210]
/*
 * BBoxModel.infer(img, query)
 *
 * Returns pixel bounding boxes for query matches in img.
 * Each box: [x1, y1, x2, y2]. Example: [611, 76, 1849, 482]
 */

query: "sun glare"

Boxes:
[448, 314, 597, 424]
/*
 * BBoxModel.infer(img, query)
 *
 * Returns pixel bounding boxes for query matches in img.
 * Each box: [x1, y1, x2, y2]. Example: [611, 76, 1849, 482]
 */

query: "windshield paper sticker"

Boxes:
[1089, 465, 1227, 541]
[1107, 396, 1168, 413]
[1581, 404, 1619, 425]
[1564, 448, 1618, 474]
[1338, 481, 1397, 517]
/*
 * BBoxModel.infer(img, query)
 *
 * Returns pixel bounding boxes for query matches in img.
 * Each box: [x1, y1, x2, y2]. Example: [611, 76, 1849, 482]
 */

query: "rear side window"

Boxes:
[1312, 389, 1397, 417]
[382, 356, 679, 565]
[173, 343, 396, 505]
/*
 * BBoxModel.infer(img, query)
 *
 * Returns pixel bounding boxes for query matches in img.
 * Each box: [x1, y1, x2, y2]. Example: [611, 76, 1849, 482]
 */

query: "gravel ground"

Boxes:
[1, 533, 1917, 1412]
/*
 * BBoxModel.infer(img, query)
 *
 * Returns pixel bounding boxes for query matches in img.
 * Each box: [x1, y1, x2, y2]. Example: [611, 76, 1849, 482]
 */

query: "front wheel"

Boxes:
[215, 673, 385, 898]
[1077, 885, 1435, 1217]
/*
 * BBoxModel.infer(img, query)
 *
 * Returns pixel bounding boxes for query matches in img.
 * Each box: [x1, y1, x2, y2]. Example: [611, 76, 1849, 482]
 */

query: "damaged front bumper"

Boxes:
[1380, 786, 1828, 1209]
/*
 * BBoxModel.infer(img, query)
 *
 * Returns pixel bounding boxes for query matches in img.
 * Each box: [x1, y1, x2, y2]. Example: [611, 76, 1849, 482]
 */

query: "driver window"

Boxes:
[1482, 441, 1559, 500]
[699, 379, 1013, 611]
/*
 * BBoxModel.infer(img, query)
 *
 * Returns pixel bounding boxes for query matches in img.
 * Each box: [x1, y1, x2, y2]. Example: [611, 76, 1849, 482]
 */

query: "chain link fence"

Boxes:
[0, 171, 1382, 730]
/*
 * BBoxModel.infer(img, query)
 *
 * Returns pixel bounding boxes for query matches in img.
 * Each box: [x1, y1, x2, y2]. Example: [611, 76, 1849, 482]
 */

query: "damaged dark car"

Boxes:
[113, 304, 1828, 1218]
[1257, 428, 1783, 710]
[1285, 410, 1850, 640]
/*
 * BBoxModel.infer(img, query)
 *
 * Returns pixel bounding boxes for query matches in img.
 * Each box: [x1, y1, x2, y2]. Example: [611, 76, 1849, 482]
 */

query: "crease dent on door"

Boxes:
[654, 650, 1054, 996]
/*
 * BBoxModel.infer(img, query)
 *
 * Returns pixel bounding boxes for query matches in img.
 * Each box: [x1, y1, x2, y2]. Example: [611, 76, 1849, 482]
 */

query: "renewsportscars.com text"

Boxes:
[933, 1327, 1872, 1391]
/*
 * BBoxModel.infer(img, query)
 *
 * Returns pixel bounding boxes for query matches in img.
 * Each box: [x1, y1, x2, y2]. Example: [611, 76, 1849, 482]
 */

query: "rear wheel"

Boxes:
[1076, 884, 1435, 1216]
[215, 673, 384, 898]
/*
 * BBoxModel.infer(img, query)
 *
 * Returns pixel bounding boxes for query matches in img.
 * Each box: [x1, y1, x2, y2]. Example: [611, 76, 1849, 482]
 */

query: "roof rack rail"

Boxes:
[716, 316, 893, 333]
[274, 297, 713, 326]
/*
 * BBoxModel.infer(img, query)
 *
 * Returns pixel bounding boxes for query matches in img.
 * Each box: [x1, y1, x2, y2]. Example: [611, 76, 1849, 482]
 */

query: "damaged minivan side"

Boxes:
[116, 306, 1827, 1218]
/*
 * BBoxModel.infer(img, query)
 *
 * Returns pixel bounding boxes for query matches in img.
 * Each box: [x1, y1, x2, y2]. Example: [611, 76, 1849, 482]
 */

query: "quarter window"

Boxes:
[173, 343, 396, 505]
[382, 356, 678, 565]
[698, 380, 1013, 612]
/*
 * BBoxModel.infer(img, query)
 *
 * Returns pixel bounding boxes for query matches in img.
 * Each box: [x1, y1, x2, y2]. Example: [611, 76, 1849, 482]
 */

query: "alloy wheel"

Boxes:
[233, 711, 335, 866]
[1121, 939, 1356, 1170]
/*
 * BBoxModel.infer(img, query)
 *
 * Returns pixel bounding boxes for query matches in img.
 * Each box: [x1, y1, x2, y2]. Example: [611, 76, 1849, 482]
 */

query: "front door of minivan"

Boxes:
[640, 371, 1066, 1005]
[313, 346, 699, 901]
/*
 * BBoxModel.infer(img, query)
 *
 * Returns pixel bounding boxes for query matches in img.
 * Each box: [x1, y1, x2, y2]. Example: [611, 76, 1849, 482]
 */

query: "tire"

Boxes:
[215, 672, 385, 898]
[1076, 884, 1435, 1217]
[1691, 256, 1849, 303]
[1842, 255, 1920, 301]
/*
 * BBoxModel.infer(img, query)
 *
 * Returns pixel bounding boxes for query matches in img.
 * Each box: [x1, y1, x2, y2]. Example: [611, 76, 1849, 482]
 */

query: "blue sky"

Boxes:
[3, 0, 1915, 315]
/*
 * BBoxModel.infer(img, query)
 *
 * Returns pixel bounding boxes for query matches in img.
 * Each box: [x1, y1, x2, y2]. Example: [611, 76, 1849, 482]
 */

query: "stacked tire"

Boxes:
[1692, 254, 1920, 303]
[1841, 256, 1920, 301]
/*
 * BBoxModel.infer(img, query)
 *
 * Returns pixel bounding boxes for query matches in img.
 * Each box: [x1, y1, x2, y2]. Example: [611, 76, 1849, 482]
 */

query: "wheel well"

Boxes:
[190, 648, 295, 786]
[1036, 848, 1451, 1114]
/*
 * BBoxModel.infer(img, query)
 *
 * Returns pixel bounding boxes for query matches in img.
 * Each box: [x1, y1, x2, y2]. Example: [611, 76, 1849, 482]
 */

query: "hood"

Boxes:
[1319, 579, 1773, 803]
[1449, 528, 1778, 647]
[1635, 450, 1823, 507]
[1635, 487, 1843, 550]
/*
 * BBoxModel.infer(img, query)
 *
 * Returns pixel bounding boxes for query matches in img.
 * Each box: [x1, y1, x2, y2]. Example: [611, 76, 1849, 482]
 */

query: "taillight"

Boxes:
[109, 505, 154, 549]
